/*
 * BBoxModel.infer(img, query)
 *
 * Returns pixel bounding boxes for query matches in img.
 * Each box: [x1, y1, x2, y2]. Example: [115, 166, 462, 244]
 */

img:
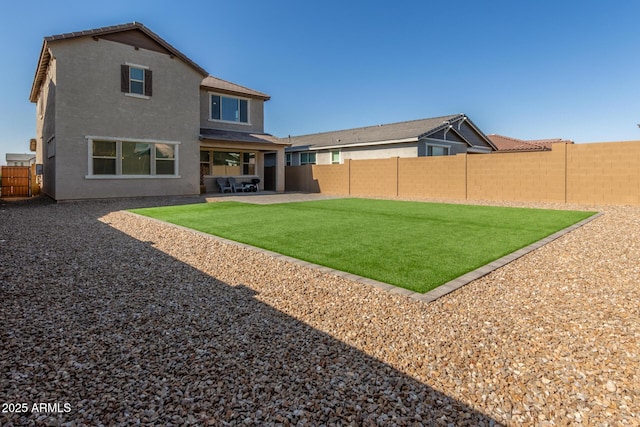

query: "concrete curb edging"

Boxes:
[125, 210, 603, 304]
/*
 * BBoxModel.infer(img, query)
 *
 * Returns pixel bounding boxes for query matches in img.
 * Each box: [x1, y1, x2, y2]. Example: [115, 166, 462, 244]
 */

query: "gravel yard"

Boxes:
[1, 195, 638, 426]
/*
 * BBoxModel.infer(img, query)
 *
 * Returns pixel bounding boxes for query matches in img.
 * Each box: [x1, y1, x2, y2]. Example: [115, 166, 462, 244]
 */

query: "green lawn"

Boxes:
[131, 198, 595, 293]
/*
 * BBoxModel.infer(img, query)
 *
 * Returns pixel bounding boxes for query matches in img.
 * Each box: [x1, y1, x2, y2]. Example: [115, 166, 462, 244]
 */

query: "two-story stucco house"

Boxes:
[29, 22, 288, 201]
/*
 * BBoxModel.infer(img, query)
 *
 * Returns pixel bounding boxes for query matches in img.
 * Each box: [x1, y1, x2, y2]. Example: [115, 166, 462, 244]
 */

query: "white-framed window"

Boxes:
[285, 153, 292, 166]
[209, 93, 249, 124]
[300, 152, 316, 165]
[129, 67, 145, 95]
[427, 145, 449, 156]
[121, 63, 152, 98]
[200, 150, 256, 176]
[87, 137, 179, 178]
[331, 150, 340, 164]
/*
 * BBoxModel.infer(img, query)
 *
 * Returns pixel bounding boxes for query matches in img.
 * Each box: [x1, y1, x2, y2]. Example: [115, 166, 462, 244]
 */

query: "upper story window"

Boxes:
[210, 93, 249, 123]
[121, 64, 152, 98]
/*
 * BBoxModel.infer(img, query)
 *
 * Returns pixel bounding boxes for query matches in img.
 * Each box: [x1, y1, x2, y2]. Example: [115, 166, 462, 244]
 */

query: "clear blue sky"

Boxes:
[2, 0, 640, 164]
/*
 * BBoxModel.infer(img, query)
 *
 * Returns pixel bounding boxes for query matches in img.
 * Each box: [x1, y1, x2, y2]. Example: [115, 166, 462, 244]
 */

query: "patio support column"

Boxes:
[256, 152, 265, 191]
[276, 146, 285, 192]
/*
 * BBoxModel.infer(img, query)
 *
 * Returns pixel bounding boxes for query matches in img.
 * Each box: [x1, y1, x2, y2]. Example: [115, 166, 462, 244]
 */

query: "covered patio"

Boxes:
[199, 128, 289, 193]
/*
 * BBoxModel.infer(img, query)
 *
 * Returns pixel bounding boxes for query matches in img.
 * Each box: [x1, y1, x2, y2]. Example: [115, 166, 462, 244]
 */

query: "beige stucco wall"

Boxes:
[340, 144, 418, 162]
[46, 37, 203, 200]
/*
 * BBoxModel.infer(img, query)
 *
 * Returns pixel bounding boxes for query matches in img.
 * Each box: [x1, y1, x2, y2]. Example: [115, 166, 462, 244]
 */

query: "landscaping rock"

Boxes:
[1, 196, 638, 426]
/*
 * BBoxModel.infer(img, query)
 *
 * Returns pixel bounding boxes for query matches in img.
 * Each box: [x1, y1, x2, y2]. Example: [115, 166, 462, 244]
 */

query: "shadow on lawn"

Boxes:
[0, 197, 500, 425]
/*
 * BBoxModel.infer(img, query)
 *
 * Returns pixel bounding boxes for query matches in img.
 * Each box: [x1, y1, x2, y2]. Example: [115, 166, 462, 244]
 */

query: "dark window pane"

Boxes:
[211, 95, 220, 120]
[93, 158, 116, 175]
[200, 151, 210, 162]
[239, 99, 248, 122]
[122, 142, 150, 175]
[130, 67, 144, 80]
[221, 96, 238, 121]
[156, 160, 175, 175]
[130, 81, 144, 95]
[243, 164, 255, 175]
[93, 141, 116, 157]
[213, 151, 240, 166]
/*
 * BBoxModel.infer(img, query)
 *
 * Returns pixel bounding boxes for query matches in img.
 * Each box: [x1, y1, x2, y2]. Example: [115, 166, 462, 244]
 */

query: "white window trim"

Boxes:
[208, 92, 251, 125]
[125, 62, 149, 70]
[125, 62, 149, 98]
[85, 136, 181, 179]
[125, 93, 151, 100]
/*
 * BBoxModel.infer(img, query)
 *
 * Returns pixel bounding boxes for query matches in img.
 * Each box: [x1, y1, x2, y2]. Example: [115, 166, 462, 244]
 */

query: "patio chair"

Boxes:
[216, 177, 232, 193]
[228, 177, 250, 193]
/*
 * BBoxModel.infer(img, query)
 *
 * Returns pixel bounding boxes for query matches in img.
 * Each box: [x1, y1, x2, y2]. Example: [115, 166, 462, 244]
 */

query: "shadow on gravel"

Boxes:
[0, 198, 500, 425]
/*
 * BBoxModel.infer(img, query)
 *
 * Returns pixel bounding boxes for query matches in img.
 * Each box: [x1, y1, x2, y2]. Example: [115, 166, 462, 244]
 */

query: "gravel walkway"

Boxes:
[1, 196, 638, 426]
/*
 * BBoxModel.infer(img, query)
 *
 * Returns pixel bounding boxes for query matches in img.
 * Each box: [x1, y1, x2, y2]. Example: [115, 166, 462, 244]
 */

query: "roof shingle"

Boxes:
[201, 76, 270, 100]
[286, 114, 464, 148]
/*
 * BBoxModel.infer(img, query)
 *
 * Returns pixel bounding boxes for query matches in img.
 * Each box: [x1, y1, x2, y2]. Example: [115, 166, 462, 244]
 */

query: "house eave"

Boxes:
[287, 137, 419, 152]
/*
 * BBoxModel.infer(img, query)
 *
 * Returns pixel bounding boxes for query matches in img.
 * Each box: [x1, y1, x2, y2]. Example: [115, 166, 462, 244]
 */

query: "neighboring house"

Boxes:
[6, 153, 36, 167]
[29, 22, 288, 201]
[488, 134, 574, 152]
[284, 114, 496, 165]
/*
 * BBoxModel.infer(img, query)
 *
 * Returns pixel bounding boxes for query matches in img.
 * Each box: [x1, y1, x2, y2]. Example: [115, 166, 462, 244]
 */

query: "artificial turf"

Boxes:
[131, 198, 595, 293]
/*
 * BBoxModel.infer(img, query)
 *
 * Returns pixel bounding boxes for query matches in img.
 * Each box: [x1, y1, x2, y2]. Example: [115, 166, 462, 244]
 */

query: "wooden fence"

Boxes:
[1, 166, 31, 197]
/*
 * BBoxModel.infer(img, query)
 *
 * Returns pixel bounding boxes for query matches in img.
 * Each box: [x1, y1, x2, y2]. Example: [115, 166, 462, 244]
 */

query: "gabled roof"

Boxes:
[285, 114, 495, 151]
[488, 134, 573, 152]
[201, 76, 270, 101]
[30, 22, 208, 102]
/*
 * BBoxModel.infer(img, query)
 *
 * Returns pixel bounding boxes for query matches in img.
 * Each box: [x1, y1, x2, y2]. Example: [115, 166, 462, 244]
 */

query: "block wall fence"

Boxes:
[285, 142, 640, 206]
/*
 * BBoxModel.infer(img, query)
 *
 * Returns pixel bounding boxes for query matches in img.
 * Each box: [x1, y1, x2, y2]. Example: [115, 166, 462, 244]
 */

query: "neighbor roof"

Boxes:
[488, 134, 573, 152]
[6, 153, 36, 162]
[30, 22, 208, 102]
[285, 114, 494, 150]
[201, 76, 270, 101]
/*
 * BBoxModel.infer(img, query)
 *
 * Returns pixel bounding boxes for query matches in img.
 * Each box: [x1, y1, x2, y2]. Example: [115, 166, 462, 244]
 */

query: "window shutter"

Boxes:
[121, 65, 129, 92]
[144, 69, 153, 96]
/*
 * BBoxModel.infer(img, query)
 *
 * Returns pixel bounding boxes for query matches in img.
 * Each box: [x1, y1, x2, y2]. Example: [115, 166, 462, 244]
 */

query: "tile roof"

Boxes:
[285, 114, 465, 148]
[487, 134, 573, 152]
[201, 76, 270, 101]
[200, 128, 288, 146]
